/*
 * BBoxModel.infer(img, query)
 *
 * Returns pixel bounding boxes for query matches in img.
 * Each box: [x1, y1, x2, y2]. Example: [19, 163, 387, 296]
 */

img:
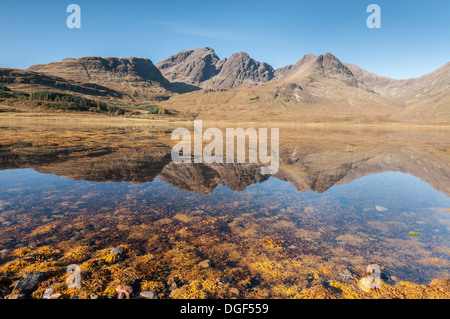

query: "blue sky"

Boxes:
[0, 0, 448, 79]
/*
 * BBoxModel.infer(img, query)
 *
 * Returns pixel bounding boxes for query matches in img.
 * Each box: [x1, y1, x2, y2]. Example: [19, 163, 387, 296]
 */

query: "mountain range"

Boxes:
[0, 47, 448, 123]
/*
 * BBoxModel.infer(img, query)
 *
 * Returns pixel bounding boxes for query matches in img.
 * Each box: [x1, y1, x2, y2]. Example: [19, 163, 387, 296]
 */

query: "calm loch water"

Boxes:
[0, 121, 449, 295]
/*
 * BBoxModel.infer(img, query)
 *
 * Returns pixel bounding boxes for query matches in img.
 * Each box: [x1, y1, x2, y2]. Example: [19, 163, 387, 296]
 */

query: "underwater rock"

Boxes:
[140, 291, 158, 299]
[168, 277, 180, 291]
[357, 276, 377, 294]
[14, 271, 48, 296]
[116, 285, 133, 298]
[198, 259, 211, 268]
[117, 292, 125, 299]
[110, 247, 124, 255]
[48, 293, 62, 299]
[229, 288, 240, 297]
[66, 264, 82, 289]
[375, 206, 388, 212]
[8, 294, 26, 299]
[338, 269, 353, 281]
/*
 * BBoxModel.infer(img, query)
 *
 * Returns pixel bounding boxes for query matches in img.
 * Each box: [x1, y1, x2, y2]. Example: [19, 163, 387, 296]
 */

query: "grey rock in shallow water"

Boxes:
[140, 291, 158, 299]
[14, 272, 48, 296]
[338, 269, 353, 281]
[110, 247, 124, 255]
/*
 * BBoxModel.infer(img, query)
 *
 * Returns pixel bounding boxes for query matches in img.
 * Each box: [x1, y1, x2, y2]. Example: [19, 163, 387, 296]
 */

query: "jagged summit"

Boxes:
[156, 47, 222, 85]
[156, 48, 275, 89]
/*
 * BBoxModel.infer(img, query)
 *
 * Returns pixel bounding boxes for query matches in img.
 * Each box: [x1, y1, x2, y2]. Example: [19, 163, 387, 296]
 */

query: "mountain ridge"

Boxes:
[1, 48, 447, 123]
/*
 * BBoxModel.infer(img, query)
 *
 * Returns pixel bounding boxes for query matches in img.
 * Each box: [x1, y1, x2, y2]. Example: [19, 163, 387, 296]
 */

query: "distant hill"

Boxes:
[345, 62, 450, 122]
[27, 56, 175, 104]
[0, 68, 124, 100]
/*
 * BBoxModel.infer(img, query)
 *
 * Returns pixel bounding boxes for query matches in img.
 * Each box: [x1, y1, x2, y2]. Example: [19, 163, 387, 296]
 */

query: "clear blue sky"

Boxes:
[0, 0, 448, 79]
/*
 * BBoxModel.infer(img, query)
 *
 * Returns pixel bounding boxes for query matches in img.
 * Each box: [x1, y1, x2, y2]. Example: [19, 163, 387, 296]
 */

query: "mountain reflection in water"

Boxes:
[0, 122, 449, 294]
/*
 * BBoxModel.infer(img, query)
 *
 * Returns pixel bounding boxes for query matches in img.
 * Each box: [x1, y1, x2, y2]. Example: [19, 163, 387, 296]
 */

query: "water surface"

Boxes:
[0, 121, 449, 297]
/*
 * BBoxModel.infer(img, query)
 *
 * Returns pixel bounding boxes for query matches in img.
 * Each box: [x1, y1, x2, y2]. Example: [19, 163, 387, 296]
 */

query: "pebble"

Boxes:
[110, 247, 124, 255]
[48, 293, 62, 299]
[338, 269, 353, 281]
[90, 293, 99, 299]
[198, 259, 211, 268]
[375, 206, 388, 212]
[357, 276, 377, 294]
[8, 294, 26, 299]
[229, 288, 240, 297]
[42, 288, 54, 299]
[140, 291, 158, 299]
[115, 285, 133, 298]
[66, 264, 82, 289]
[167, 277, 180, 292]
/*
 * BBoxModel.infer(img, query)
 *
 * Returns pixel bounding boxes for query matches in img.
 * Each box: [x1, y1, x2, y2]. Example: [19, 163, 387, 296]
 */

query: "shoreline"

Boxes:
[1, 112, 450, 129]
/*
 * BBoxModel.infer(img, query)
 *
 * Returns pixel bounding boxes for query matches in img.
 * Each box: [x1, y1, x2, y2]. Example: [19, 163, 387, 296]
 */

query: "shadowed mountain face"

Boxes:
[0, 68, 124, 99]
[26, 56, 174, 103]
[0, 125, 448, 196]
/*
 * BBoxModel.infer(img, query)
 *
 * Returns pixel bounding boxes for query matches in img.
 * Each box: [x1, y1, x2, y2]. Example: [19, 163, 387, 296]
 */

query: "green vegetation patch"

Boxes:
[408, 231, 422, 237]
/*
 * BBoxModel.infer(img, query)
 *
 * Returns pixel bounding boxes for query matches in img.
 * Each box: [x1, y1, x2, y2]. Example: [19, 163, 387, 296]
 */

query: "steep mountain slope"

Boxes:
[345, 62, 450, 104]
[0, 68, 124, 100]
[156, 48, 275, 89]
[160, 53, 401, 122]
[345, 62, 450, 121]
[155, 47, 223, 85]
[202, 52, 275, 88]
[27, 56, 173, 103]
[275, 53, 364, 88]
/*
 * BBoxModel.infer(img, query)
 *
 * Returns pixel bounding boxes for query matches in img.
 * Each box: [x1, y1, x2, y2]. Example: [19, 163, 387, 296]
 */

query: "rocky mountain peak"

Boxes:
[275, 52, 360, 87]
[155, 47, 222, 85]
